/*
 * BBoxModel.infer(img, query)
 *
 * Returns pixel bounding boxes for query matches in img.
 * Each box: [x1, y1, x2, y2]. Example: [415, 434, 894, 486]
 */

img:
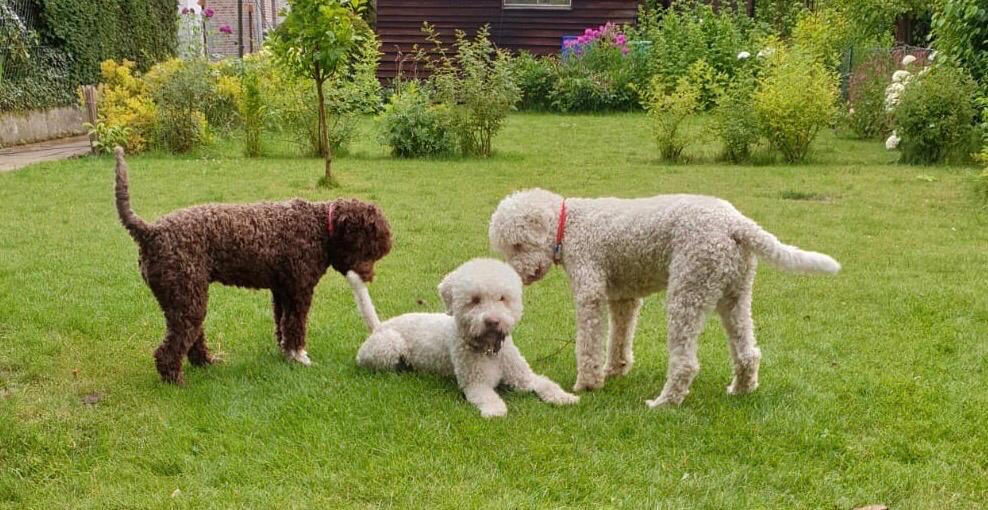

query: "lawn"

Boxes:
[1, 113, 986, 509]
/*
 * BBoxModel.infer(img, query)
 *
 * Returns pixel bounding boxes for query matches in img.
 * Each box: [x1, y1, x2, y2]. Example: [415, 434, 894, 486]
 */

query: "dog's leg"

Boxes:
[150, 280, 207, 384]
[356, 330, 408, 371]
[463, 384, 508, 418]
[279, 287, 314, 366]
[572, 293, 607, 393]
[606, 298, 642, 379]
[187, 331, 215, 367]
[718, 270, 760, 395]
[500, 342, 579, 405]
[272, 289, 285, 348]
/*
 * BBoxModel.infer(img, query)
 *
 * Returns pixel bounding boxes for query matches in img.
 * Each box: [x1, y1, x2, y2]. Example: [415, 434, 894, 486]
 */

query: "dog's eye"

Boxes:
[470, 296, 481, 305]
[499, 295, 507, 302]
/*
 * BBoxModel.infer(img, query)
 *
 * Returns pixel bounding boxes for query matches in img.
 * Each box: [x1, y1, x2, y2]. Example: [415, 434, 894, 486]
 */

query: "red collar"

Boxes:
[553, 199, 566, 262]
[326, 202, 335, 237]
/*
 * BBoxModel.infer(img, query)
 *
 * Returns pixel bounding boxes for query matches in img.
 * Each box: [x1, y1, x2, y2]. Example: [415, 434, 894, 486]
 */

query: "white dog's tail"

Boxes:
[734, 220, 841, 274]
[346, 270, 381, 332]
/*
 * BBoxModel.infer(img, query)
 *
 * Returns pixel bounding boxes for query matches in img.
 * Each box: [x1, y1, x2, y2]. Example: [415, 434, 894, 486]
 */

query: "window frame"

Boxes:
[502, 0, 573, 11]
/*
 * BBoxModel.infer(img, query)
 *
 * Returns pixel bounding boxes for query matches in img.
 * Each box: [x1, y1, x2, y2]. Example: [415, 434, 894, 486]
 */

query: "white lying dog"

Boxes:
[346, 258, 578, 418]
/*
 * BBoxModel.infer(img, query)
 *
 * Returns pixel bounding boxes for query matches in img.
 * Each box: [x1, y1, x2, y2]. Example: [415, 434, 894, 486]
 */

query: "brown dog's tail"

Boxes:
[114, 146, 150, 242]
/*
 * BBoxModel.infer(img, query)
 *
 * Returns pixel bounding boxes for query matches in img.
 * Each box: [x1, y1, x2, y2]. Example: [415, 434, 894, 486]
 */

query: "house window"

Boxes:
[503, 0, 572, 10]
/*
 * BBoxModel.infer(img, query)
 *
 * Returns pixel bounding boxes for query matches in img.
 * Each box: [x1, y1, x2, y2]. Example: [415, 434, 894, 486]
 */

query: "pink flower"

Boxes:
[614, 34, 626, 45]
[203, 7, 214, 17]
[219, 24, 232, 34]
[584, 28, 593, 36]
[620, 46, 629, 55]
[181, 7, 190, 14]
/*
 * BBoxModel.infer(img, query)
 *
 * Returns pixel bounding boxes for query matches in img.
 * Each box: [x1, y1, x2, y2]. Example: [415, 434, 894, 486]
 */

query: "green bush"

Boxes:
[931, 0, 988, 95]
[845, 53, 895, 139]
[791, 8, 850, 70]
[148, 59, 214, 153]
[894, 64, 977, 164]
[2, 0, 176, 112]
[753, 45, 838, 163]
[239, 67, 265, 157]
[642, 75, 701, 162]
[378, 82, 457, 158]
[511, 51, 556, 111]
[418, 24, 519, 157]
[633, 2, 758, 96]
[711, 70, 760, 162]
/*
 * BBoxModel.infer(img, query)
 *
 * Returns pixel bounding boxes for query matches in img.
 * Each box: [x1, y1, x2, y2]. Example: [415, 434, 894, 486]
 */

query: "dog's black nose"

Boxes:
[484, 318, 501, 330]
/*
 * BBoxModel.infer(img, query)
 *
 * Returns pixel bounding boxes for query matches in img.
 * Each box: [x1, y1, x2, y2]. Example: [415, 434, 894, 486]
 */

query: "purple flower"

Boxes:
[620, 46, 629, 55]
[203, 7, 214, 18]
[584, 28, 593, 36]
[614, 34, 626, 45]
[218, 23, 232, 34]
[181, 7, 190, 14]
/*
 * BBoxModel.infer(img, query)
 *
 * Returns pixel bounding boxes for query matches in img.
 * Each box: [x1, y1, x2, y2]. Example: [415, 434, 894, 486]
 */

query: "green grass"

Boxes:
[1, 113, 986, 509]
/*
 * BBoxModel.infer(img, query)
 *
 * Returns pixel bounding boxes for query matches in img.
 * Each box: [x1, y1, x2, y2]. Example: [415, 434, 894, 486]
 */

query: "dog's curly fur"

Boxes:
[346, 258, 578, 418]
[113, 147, 391, 384]
[489, 188, 840, 407]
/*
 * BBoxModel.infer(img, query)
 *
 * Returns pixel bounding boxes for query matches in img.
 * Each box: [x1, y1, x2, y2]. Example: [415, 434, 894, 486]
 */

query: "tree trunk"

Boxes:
[315, 73, 332, 183]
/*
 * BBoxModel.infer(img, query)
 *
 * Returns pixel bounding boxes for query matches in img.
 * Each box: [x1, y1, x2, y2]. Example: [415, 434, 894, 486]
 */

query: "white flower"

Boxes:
[892, 70, 912, 83]
[737, 51, 751, 60]
[849, 107, 856, 115]
[902, 55, 917, 66]
[885, 132, 900, 150]
[929, 51, 938, 62]
[884, 82, 905, 111]
[756, 48, 775, 58]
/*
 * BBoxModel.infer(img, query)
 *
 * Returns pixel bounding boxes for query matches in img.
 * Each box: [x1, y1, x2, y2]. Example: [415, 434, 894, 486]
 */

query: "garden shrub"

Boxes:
[86, 59, 157, 152]
[845, 53, 896, 139]
[894, 63, 977, 164]
[633, 1, 758, 99]
[753, 45, 838, 163]
[791, 7, 850, 70]
[642, 75, 701, 162]
[2, 0, 176, 112]
[239, 67, 265, 157]
[418, 24, 519, 157]
[147, 59, 214, 153]
[511, 51, 556, 111]
[378, 82, 457, 158]
[711, 70, 760, 162]
[550, 73, 615, 113]
[930, 0, 988, 96]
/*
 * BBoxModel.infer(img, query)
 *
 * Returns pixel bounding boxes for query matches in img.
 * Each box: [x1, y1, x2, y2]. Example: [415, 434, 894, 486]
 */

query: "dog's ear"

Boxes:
[437, 272, 456, 315]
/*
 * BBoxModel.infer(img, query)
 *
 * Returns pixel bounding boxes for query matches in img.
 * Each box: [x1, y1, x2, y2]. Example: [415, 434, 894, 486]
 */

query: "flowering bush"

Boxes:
[84, 59, 157, 152]
[893, 63, 978, 164]
[752, 44, 838, 163]
[563, 22, 630, 56]
[548, 22, 645, 112]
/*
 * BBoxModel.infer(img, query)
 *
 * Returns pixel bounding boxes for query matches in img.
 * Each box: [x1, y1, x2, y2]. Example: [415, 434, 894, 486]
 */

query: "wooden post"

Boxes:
[746, 0, 755, 18]
[271, 0, 277, 28]
[247, 3, 254, 53]
[237, 0, 244, 58]
[81, 85, 99, 153]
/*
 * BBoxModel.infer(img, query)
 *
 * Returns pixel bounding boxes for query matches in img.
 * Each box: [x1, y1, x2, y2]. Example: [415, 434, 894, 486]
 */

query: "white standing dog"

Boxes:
[346, 258, 578, 418]
[488, 189, 840, 407]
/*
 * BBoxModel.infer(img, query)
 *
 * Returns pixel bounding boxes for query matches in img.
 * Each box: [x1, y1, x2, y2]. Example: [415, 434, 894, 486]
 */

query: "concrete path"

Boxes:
[0, 135, 91, 173]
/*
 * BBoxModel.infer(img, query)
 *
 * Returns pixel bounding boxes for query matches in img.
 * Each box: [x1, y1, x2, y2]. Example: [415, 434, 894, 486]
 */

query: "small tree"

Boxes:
[267, 0, 369, 186]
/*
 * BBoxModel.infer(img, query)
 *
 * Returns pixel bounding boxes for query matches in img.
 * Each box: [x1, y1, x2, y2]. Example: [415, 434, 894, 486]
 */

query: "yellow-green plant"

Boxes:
[642, 75, 700, 162]
[85, 59, 156, 152]
[753, 45, 838, 163]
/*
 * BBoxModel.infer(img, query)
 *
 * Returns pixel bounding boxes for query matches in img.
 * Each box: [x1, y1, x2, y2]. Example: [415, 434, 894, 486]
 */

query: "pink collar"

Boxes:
[553, 199, 566, 263]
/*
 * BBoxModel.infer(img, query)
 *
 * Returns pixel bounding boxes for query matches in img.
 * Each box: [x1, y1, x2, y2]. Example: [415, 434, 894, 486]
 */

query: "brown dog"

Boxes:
[113, 147, 391, 384]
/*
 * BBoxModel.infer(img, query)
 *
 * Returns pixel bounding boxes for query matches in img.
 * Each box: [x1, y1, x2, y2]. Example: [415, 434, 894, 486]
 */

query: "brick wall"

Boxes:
[185, 0, 287, 60]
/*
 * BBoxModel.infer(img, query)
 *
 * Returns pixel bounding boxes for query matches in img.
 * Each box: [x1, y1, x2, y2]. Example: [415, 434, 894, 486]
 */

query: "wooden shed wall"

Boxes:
[375, 0, 639, 78]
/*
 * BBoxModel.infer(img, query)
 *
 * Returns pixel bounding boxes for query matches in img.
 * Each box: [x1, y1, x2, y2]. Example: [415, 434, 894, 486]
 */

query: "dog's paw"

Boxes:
[572, 377, 604, 393]
[726, 378, 759, 395]
[645, 393, 684, 408]
[284, 349, 312, 366]
[547, 391, 580, 406]
[605, 360, 633, 379]
[479, 404, 508, 419]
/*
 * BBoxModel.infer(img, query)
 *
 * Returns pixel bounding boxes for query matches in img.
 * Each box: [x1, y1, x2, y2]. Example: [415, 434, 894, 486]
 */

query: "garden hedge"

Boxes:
[1, 0, 175, 112]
